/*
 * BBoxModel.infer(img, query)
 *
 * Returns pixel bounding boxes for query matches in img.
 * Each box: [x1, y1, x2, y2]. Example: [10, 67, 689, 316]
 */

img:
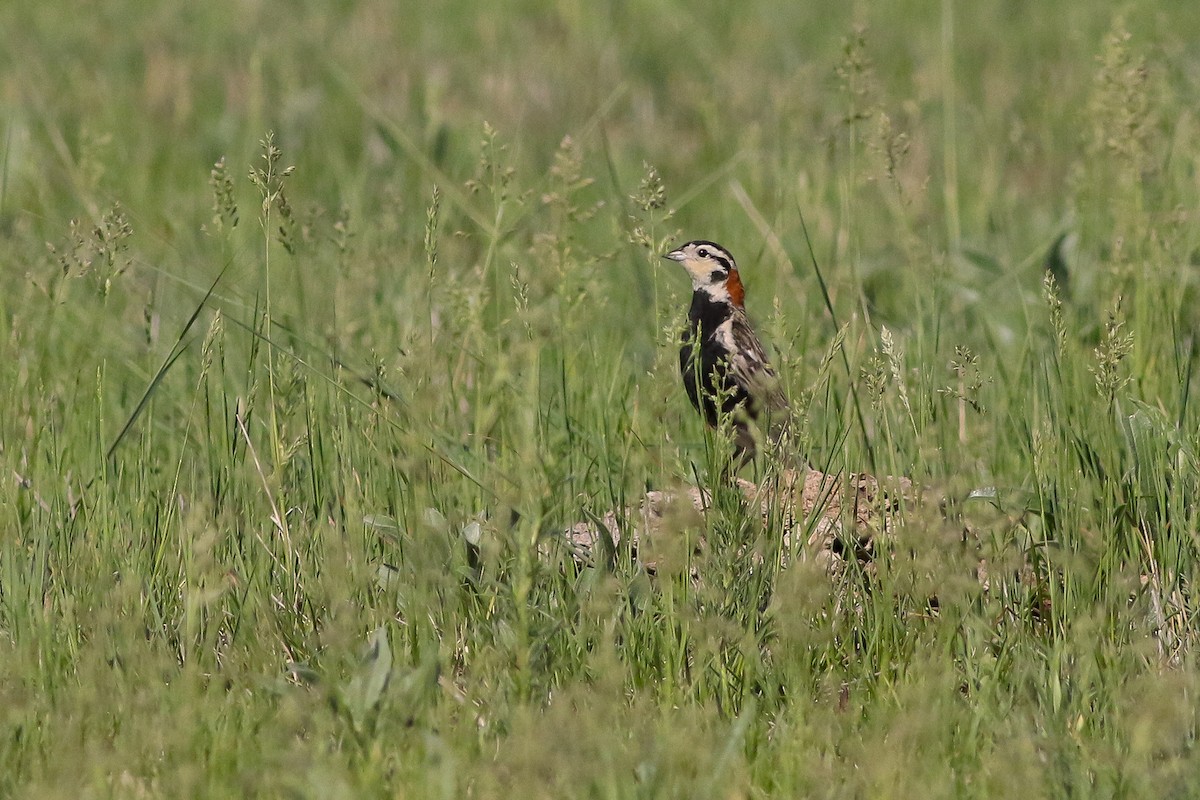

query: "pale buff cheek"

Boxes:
[684, 264, 732, 299]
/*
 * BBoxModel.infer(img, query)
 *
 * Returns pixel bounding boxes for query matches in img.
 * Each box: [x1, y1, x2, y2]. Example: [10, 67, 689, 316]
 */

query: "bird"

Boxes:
[663, 240, 789, 464]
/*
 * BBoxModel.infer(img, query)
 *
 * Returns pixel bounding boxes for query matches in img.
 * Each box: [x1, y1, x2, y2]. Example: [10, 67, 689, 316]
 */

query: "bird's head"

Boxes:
[663, 240, 745, 307]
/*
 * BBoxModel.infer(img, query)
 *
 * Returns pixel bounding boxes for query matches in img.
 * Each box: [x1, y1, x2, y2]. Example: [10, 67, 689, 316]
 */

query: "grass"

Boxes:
[3, 0, 1200, 796]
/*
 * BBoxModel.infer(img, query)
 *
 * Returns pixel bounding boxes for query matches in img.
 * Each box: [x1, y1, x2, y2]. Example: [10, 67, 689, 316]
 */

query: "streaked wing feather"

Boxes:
[728, 317, 788, 413]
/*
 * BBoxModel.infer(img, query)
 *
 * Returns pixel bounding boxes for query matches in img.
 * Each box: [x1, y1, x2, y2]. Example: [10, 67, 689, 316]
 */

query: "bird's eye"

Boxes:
[697, 248, 709, 258]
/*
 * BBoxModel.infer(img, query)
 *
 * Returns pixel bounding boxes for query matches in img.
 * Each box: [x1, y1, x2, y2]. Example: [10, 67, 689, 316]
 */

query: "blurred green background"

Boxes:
[4, 0, 1200, 796]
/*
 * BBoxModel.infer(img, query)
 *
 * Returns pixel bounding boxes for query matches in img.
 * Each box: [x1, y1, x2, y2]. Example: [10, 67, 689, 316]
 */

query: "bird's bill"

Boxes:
[663, 248, 686, 262]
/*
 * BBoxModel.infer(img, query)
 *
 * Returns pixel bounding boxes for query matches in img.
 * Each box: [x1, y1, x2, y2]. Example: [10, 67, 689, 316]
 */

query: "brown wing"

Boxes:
[727, 314, 789, 416]
[724, 313, 791, 461]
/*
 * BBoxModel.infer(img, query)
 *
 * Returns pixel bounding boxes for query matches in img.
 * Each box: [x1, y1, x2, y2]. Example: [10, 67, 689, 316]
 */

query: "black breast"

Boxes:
[678, 291, 751, 427]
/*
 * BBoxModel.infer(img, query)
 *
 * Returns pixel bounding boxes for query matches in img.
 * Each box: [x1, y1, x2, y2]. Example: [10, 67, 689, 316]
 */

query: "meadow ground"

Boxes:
[4, 1, 1200, 796]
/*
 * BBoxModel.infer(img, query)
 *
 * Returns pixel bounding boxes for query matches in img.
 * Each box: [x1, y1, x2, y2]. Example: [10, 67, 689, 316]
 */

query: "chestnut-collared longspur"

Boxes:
[664, 240, 789, 463]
